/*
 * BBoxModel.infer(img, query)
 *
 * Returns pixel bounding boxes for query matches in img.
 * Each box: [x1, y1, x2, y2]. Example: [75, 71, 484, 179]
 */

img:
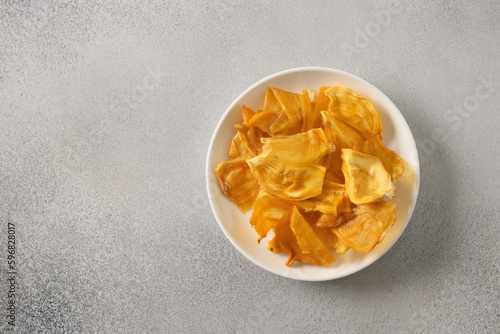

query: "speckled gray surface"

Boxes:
[0, 0, 499, 333]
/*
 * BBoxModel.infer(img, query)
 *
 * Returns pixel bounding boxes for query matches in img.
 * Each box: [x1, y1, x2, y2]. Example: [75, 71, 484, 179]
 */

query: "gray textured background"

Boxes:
[1, 1, 499, 333]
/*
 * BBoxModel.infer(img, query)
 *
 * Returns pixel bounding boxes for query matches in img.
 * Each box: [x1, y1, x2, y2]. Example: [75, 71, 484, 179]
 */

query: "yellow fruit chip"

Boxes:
[341, 149, 395, 205]
[215, 160, 260, 213]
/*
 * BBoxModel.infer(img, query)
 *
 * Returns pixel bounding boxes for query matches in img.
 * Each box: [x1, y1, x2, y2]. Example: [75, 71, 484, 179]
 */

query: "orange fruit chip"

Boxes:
[229, 132, 253, 160]
[234, 123, 268, 157]
[267, 235, 282, 253]
[290, 207, 335, 266]
[260, 128, 330, 165]
[242, 105, 256, 124]
[313, 87, 331, 120]
[308, 221, 339, 254]
[321, 110, 365, 149]
[276, 207, 335, 267]
[263, 86, 282, 112]
[333, 214, 386, 253]
[269, 110, 301, 136]
[247, 129, 330, 201]
[300, 88, 315, 132]
[293, 180, 348, 216]
[355, 200, 397, 230]
[247, 109, 280, 135]
[250, 193, 292, 242]
[333, 200, 397, 253]
[354, 135, 404, 181]
[332, 235, 351, 257]
[325, 86, 382, 138]
[271, 87, 302, 124]
[215, 160, 260, 213]
[247, 157, 326, 201]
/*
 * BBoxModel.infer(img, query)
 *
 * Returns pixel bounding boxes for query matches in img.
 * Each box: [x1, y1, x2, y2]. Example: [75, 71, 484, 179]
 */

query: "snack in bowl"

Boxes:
[215, 85, 405, 267]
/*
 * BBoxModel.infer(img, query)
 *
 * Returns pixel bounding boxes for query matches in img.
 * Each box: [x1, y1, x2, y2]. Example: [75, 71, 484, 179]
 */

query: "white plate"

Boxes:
[206, 67, 420, 281]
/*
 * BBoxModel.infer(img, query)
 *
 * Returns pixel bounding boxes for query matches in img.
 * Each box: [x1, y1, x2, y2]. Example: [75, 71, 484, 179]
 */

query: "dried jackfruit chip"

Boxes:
[301, 88, 316, 132]
[260, 128, 330, 165]
[215, 160, 260, 213]
[321, 110, 367, 184]
[263, 86, 282, 112]
[355, 200, 397, 230]
[247, 156, 326, 201]
[333, 214, 386, 253]
[271, 87, 302, 124]
[310, 89, 318, 111]
[333, 200, 396, 253]
[251, 193, 292, 242]
[333, 234, 351, 256]
[276, 207, 335, 267]
[274, 208, 299, 266]
[242, 105, 256, 124]
[247, 109, 280, 134]
[293, 180, 348, 216]
[269, 110, 302, 136]
[234, 123, 258, 156]
[229, 132, 253, 160]
[313, 86, 330, 116]
[341, 149, 395, 205]
[354, 135, 404, 181]
[234, 123, 267, 157]
[290, 207, 335, 266]
[321, 110, 365, 149]
[247, 129, 330, 201]
[267, 235, 282, 253]
[325, 86, 382, 138]
[313, 206, 354, 230]
[308, 221, 340, 254]
[322, 151, 345, 184]
[314, 213, 344, 229]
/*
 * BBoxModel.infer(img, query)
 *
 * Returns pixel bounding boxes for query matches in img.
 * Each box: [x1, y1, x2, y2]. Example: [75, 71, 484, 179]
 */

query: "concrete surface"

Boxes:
[0, 1, 499, 333]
